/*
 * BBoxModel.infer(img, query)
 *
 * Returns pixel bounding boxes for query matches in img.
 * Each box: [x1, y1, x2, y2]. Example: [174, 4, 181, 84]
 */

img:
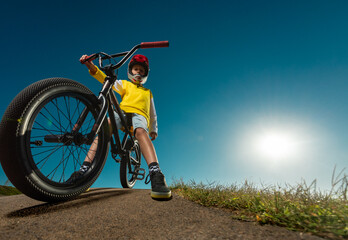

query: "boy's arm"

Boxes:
[80, 55, 105, 83]
[80, 54, 123, 94]
[89, 67, 107, 84]
[149, 97, 158, 139]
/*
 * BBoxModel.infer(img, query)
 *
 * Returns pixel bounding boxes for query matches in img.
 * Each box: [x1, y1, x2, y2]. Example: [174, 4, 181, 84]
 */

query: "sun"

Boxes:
[234, 117, 313, 168]
[254, 130, 298, 161]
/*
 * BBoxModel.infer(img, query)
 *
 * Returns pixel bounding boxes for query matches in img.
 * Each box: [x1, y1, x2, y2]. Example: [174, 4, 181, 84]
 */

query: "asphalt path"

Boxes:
[0, 188, 324, 240]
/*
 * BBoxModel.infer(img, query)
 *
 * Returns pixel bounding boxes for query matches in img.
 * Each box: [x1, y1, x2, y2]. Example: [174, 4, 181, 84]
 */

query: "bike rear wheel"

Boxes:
[120, 139, 142, 188]
[0, 78, 109, 202]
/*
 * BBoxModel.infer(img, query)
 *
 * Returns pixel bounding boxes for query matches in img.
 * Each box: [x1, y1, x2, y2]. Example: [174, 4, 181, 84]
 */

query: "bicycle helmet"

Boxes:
[128, 54, 149, 84]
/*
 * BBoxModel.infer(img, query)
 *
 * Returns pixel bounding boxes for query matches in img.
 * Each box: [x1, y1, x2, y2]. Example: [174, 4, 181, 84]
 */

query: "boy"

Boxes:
[75, 54, 171, 199]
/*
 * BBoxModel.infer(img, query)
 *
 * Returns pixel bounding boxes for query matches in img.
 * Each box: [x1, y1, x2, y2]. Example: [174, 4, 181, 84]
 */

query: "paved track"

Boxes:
[0, 188, 324, 240]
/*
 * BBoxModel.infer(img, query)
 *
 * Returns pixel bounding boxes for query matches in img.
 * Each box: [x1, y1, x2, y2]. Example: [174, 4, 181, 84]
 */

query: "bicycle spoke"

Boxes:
[40, 106, 62, 132]
[60, 146, 68, 182]
[65, 145, 83, 170]
[61, 146, 73, 182]
[54, 98, 63, 134]
[46, 146, 69, 181]
[31, 145, 59, 149]
[34, 144, 65, 170]
[32, 144, 63, 158]
[31, 127, 62, 133]
[81, 116, 95, 135]
[33, 121, 62, 137]
[51, 98, 74, 130]
[64, 96, 73, 131]
[77, 144, 95, 162]
[69, 99, 81, 127]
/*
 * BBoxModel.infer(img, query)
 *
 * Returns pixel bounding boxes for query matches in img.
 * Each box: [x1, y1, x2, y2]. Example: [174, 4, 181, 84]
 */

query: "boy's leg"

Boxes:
[134, 128, 157, 165]
[84, 136, 99, 163]
[66, 135, 98, 183]
[135, 127, 171, 199]
[82, 117, 115, 164]
[67, 118, 112, 183]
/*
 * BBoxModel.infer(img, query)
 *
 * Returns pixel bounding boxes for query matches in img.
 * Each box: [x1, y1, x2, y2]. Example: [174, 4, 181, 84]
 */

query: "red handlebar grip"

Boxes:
[140, 41, 169, 49]
[80, 54, 97, 64]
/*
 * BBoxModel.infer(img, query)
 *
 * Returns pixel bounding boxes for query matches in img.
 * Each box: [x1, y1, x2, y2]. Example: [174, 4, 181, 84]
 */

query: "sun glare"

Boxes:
[255, 130, 298, 161]
[234, 116, 317, 169]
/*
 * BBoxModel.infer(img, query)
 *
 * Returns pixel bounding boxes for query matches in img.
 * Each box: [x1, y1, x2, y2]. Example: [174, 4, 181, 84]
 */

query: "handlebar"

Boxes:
[80, 41, 169, 69]
[140, 41, 169, 49]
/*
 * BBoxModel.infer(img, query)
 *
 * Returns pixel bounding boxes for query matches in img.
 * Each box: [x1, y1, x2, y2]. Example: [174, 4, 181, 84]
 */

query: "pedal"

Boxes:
[134, 168, 146, 180]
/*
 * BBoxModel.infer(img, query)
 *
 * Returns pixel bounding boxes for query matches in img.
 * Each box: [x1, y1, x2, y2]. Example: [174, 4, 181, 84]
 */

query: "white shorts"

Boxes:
[114, 111, 148, 133]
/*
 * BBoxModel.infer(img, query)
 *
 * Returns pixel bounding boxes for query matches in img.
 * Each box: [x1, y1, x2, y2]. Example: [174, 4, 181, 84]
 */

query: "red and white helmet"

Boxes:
[128, 54, 150, 84]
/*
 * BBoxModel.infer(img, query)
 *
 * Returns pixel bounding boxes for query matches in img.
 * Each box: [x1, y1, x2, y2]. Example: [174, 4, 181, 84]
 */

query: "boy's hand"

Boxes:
[150, 132, 157, 141]
[79, 55, 90, 64]
[80, 54, 97, 75]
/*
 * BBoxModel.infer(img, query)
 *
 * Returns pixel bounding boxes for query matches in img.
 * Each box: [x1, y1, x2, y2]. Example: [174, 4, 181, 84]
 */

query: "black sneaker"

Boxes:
[66, 164, 90, 184]
[145, 171, 172, 199]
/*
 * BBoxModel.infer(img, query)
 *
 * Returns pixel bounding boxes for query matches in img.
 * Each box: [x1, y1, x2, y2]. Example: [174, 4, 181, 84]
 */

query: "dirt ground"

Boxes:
[0, 188, 325, 240]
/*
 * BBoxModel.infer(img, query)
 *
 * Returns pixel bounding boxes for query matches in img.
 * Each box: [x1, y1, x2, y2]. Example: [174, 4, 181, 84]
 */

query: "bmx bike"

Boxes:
[0, 41, 169, 202]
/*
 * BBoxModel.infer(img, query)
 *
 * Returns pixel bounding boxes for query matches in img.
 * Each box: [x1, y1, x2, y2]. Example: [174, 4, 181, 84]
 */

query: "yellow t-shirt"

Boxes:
[90, 67, 153, 128]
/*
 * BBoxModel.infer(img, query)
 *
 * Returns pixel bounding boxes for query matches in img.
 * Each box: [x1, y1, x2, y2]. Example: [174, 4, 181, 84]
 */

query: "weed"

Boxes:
[171, 168, 348, 239]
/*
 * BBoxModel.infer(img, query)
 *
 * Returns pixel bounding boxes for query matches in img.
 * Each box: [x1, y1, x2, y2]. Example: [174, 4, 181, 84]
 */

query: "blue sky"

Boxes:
[1, 0, 347, 191]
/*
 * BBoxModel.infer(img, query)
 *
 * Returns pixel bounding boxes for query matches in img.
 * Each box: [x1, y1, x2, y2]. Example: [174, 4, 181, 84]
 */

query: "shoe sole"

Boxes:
[151, 190, 172, 199]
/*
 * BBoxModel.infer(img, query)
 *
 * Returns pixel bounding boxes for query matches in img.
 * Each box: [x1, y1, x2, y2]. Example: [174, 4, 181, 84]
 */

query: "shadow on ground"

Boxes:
[6, 188, 132, 218]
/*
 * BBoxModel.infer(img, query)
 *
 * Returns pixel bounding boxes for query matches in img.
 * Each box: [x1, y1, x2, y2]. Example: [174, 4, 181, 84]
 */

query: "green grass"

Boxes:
[170, 168, 348, 240]
[0, 185, 21, 196]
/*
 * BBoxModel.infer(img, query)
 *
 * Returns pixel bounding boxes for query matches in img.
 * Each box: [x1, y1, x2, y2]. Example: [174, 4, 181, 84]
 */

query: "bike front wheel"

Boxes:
[0, 78, 109, 202]
[120, 139, 142, 188]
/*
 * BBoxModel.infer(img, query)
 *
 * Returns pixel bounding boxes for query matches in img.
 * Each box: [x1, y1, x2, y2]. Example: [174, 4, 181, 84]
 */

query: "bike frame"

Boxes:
[72, 41, 169, 160]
